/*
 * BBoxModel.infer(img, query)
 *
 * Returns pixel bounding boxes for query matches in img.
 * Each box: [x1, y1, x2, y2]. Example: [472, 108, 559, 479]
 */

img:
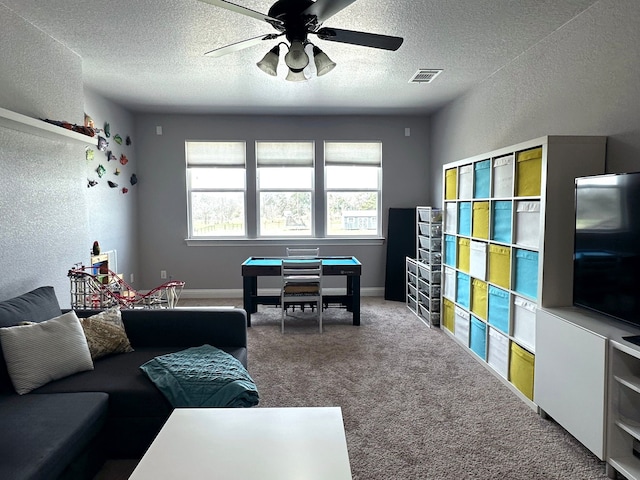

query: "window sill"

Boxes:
[185, 237, 385, 247]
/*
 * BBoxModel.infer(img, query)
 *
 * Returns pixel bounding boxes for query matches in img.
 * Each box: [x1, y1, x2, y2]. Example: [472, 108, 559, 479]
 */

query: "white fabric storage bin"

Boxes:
[469, 240, 487, 281]
[513, 296, 536, 352]
[487, 327, 510, 378]
[492, 154, 514, 198]
[443, 267, 456, 300]
[515, 201, 541, 249]
[445, 203, 457, 234]
[454, 306, 470, 346]
[459, 165, 473, 200]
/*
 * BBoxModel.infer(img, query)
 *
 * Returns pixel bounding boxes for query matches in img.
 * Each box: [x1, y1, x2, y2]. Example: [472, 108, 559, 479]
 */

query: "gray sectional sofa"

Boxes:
[0, 286, 250, 480]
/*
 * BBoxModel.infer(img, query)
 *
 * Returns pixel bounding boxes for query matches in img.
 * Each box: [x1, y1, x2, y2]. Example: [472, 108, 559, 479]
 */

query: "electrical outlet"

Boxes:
[130, 273, 134, 283]
[160, 270, 167, 279]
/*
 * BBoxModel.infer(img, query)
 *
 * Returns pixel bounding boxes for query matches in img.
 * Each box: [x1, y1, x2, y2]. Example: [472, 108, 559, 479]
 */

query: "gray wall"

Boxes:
[134, 114, 430, 292]
[429, 0, 640, 205]
[0, 5, 138, 307]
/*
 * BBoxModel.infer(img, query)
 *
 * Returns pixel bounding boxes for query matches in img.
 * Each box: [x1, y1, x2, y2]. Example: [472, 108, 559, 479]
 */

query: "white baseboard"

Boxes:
[180, 287, 384, 299]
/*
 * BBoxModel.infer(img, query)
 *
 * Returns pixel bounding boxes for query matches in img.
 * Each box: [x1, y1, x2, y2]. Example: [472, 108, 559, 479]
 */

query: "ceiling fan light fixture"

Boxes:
[285, 67, 308, 82]
[312, 46, 336, 76]
[256, 45, 281, 76]
[284, 40, 309, 70]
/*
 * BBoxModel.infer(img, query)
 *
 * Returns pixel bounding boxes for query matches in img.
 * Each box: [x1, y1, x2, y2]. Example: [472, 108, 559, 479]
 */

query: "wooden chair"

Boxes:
[281, 259, 323, 333]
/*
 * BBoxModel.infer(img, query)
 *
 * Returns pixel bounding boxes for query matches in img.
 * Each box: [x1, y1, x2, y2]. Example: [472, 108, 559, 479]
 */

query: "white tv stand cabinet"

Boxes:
[535, 306, 640, 478]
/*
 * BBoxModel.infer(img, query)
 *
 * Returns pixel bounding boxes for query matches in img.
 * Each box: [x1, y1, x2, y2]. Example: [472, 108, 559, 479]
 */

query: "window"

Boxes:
[186, 141, 246, 237]
[186, 140, 382, 240]
[325, 142, 382, 236]
[257, 141, 314, 237]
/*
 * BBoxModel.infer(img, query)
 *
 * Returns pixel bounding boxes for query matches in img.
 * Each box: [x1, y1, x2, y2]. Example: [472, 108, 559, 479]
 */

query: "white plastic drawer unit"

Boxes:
[417, 262, 441, 284]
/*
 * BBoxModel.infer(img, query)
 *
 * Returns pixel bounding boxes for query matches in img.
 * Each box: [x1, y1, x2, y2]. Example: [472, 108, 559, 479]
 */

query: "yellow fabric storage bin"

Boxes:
[472, 201, 489, 239]
[516, 147, 542, 197]
[457, 238, 470, 272]
[510, 342, 535, 400]
[471, 279, 488, 320]
[442, 298, 455, 333]
[488, 245, 511, 289]
[445, 168, 458, 200]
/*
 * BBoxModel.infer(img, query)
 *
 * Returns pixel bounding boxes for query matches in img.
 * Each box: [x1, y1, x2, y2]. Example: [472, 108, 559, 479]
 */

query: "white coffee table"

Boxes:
[129, 407, 353, 479]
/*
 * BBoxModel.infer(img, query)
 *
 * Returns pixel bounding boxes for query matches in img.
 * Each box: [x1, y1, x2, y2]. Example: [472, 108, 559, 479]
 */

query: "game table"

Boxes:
[241, 256, 361, 327]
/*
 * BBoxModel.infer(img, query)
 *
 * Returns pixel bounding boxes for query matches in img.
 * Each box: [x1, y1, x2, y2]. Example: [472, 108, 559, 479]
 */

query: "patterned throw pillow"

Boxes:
[80, 308, 134, 360]
[0, 311, 94, 394]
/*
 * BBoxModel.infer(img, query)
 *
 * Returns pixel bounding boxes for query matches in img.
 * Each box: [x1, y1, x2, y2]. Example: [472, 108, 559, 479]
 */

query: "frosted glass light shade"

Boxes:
[284, 41, 309, 70]
[286, 68, 307, 82]
[256, 45, 280, 76]
[312, 46, 336, 76]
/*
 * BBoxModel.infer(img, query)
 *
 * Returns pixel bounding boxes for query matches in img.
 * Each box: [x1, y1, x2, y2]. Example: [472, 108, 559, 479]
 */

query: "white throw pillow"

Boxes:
[0, 311, 94, 394]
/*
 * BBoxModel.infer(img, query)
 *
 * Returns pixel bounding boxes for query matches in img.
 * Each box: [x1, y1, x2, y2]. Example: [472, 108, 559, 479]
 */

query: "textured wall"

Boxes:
[83, 88, 138, 286]
[133, 114, 430, 291]
[0, 6, 137, 307]
[429, 0, 640, 204]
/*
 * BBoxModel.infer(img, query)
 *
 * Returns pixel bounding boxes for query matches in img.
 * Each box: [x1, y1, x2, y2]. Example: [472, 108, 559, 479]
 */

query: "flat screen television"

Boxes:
[573, 172, 640, 327]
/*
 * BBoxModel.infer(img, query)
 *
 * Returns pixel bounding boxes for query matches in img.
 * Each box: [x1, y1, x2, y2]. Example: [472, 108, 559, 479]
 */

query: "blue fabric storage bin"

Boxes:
[444, 235, 457, 266]
[488, 285, 510, 334]
[474, 160, 491, 198]
[458, 202, 471, 236]
[491, 201, 512, 243]
[514, 249, 539, 299]
[470, 316, 487, 360]
[456, 272, 470, 308]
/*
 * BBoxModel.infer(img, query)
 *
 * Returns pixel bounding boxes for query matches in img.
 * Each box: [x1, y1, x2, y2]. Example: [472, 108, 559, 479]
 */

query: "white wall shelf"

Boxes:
[0, 106, 94, 145]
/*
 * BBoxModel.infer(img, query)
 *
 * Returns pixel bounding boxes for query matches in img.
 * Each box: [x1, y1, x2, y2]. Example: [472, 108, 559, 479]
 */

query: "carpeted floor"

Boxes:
[96, 297, 608, 479]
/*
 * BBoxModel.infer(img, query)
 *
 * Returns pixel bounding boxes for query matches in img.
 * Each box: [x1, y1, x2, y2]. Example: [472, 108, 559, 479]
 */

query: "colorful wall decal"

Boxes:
[97, 136, 108, 151]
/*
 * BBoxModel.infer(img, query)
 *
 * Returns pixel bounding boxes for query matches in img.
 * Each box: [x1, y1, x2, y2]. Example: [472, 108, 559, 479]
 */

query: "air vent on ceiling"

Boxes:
[409, 69, 443, 84]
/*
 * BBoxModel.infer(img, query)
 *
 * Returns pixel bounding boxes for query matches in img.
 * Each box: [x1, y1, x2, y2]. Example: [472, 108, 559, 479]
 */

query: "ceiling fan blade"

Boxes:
[302, 0, 358, 25]
[204, 33, 282, 57]
[198, 0, 283, 28]
[316, 27, 403, 51]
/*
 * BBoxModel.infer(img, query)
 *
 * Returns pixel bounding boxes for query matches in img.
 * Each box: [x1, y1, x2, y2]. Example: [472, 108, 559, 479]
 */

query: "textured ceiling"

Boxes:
[1, 0, 600, 115]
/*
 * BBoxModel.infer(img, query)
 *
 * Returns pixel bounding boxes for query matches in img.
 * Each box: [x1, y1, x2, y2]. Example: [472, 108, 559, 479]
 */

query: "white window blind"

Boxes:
[256, 142, 314, 167]
[186, 141, 245, 167]
[325, 142, 382, 166]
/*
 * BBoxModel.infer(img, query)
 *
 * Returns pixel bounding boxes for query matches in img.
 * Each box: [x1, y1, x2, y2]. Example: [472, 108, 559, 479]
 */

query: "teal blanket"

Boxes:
[140, 345, 259, 408]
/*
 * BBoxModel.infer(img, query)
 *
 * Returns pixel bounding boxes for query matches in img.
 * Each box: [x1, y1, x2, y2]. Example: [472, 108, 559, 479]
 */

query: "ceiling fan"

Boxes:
[198, 0, 404, 81]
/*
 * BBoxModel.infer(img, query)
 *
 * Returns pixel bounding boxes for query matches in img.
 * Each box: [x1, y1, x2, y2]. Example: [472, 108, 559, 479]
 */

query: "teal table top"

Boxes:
[242, 256, 360, 267]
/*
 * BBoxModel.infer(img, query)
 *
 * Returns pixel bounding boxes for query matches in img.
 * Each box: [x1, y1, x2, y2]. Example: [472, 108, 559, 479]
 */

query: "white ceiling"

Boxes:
[1, 0, 600, 115]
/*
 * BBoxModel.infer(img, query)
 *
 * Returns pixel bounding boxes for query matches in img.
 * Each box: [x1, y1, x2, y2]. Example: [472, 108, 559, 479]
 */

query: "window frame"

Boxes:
[324, 141, 383, 237]
[185, 140, 383, 242]
[185, 141, 247, 238]
[256, 141, 315, 238]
